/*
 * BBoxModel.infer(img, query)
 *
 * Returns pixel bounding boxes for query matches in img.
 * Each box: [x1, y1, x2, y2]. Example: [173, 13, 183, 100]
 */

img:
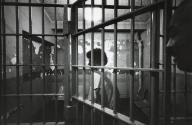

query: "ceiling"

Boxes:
[42, 0, 151, 6]
[41, 0, 151, 23]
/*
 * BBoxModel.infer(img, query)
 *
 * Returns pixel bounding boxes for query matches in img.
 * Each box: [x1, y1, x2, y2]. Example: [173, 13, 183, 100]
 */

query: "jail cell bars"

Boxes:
[0, 0, 70, 124]
[71, 0, 173, 125]
[1, 0, 192, 125]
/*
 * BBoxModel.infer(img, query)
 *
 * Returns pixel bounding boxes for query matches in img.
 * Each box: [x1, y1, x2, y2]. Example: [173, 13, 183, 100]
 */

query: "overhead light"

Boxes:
[85, 7, 102, 22]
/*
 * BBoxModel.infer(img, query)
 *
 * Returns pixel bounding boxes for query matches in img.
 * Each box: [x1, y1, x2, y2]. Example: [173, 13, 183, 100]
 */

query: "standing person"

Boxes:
[79, 48, 120, 125]
[86, 48, 120, 109]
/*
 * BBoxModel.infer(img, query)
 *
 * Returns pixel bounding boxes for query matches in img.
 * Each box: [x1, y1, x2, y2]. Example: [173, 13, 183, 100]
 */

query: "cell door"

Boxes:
[70, 0, 173, 125]
[0, 0, 70, 124]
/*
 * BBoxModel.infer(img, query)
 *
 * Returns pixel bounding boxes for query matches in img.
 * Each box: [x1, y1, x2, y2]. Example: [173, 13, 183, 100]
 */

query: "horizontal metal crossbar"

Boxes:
[76, 29, 146, 33]
[0, 33, 68, 37]
[73, 96, 146, 125]
[73, 1, 164, 37]
[1, 2, 143, 9]
[3, 64, 65, 66]
[79, 5, 144, 9]
[2, 2, 68, 7]
[72, 65, 164, 72]
[2, 94, 64, 97]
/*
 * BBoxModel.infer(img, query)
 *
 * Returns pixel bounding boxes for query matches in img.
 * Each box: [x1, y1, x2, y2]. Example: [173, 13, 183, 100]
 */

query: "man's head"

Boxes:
[86, 48, 108, 66]
[167, 0, 192, 72]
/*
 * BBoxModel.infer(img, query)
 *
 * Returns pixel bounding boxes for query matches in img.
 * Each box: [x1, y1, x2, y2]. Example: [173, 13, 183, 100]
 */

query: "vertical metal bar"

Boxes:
[161, 10, 165, 124]
[67, 9, 77, 125]
[82, 1, 86, 101]
[101, 0, 106, 125]
[138, 39, 144, 97]
[113, 0, 118, 124]
[82, 104, 85, 125]
[82, 2, 86, 124]
[63, 4, 66, 123]
[71, 5, 78, 97]
[63, 4, 68, 124]
[91, 109, 94, 125]
[63, 5, 70, 124]
[0, 0, 2, 121]
[184, 72, 188, 124]
[149, 8, 153, 121]
[73, 34, 79, 125]
[74, 7, 79, 122]
[90, 0, 94, 105]
[2, 1, 7, 124]
[172, 2, 177, 123]
[0, 0, 2, 122]
[28, 0, 33, 124]
[101, 0, 106, 108]
[150, 0, 160, 124]
[76, 37, 79, 98]
[173, 63, 176, 122]
[129, 0, 135, 122]
[163, 0, 172, 125]
[76, 35, 79, 124]
[71, 4, 78, 125]
[113, 0, 118, 114]
[172, 6, 176, 123]
[41, 0, 46, 124]
[90, 1, 95, 125]
[15, 0, 20, 124]
[54, 0, 58, 123]
[101, 1, 106, 125]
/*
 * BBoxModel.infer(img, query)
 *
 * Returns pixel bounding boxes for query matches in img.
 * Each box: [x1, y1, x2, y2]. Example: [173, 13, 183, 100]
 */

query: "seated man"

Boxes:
[167, 0, 192, 72]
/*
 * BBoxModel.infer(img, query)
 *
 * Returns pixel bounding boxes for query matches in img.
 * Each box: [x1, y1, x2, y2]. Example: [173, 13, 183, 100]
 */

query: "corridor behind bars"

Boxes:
[1, 0, 192, 125]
